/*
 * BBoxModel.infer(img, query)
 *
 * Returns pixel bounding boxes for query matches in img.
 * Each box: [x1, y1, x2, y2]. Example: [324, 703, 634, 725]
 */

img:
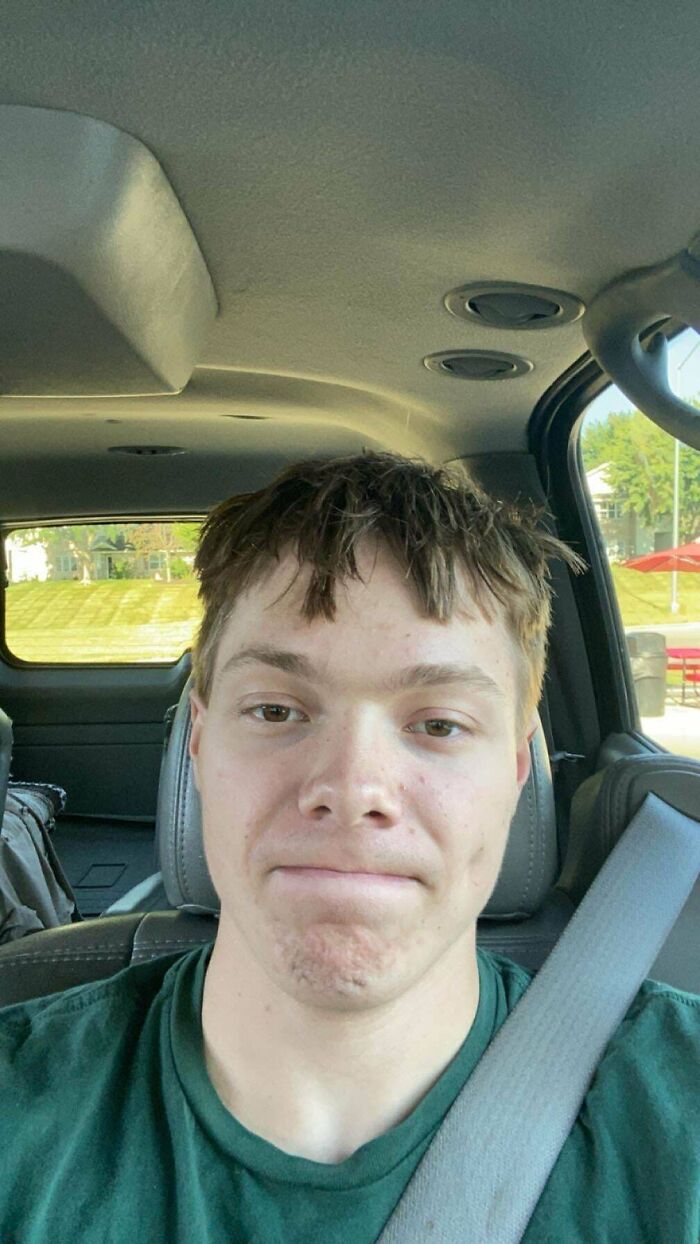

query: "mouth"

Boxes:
[272, 866, 419, 888]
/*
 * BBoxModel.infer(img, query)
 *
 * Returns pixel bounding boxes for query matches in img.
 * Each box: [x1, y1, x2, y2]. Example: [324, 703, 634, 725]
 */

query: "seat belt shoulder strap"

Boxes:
[377, 793, 700, 1244]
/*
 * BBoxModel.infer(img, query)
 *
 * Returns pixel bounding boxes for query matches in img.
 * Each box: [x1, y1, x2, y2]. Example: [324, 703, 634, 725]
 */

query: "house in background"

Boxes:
[6, 526, 195, 584]
[585, 462, 670, 561]
[4, 537, 49, 583]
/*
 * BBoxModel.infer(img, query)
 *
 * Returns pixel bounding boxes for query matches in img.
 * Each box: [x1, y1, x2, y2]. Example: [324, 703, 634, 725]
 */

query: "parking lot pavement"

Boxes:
[641, 705, 700, 760]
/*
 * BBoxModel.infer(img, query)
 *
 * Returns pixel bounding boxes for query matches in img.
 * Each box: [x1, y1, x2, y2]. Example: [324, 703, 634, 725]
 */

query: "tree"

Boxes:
[62, 525, 101, 582]
[5, 527, 45, 548]
[172, 522, 200, 554]
[128, 522, 199, 582]
[581, 402, 700, 544]
[580, 414, 624, 472]
[676, 444, 700, 542]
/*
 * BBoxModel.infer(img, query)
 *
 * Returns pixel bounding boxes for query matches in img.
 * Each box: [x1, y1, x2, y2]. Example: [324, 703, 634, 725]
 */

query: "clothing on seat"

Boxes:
[0, 783, 76, 944]
[0, 706, 77, 943]
[1, 944, 697, 1244]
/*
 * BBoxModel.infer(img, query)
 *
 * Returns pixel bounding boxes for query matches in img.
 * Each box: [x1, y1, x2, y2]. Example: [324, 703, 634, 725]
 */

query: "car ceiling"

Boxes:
[2, 0, 700, 520]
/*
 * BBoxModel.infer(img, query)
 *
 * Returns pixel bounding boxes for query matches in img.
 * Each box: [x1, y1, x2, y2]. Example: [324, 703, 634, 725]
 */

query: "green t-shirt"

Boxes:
[0, 943, 698, 1243]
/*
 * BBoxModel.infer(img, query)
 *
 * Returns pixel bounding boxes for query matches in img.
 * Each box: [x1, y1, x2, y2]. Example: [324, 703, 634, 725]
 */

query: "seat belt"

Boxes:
[377, 792, 700, 1244]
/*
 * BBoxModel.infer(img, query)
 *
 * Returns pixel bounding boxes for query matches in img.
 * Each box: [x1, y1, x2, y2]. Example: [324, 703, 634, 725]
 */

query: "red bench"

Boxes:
[666, 648, 700, 704]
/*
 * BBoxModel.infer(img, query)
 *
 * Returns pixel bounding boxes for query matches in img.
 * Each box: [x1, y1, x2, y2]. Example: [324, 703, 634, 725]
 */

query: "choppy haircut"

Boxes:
[192, 452, 583, 724]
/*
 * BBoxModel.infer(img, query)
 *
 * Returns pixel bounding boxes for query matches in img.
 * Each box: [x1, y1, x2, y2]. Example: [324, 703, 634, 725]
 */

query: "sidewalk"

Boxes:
[641, 704, 700, 760]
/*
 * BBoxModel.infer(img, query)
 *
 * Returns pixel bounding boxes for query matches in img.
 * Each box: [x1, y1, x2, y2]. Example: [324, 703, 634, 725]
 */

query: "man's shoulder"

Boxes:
[582, 975, 699, 1128]
[482, 948, 700, 1069]
[615, 974, 700, 1056]
[0, 947, 191, 1062]
[0, 946, 203, 1201]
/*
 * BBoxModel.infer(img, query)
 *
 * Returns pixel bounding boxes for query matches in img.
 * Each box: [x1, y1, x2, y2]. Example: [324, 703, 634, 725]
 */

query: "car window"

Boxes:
[579, 328, 700, 760]
[4, 520, 203, 664]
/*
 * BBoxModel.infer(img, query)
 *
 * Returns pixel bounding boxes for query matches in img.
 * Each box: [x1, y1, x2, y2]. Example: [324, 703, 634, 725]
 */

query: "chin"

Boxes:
[269, 921, 402, 1007]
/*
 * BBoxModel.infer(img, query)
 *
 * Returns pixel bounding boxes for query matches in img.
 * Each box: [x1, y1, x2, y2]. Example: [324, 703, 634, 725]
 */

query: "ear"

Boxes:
[188, 690, 207, 791]
[515, 712, 538, 794]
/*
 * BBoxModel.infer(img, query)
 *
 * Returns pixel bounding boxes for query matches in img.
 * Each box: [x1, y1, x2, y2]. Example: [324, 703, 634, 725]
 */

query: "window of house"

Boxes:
[579, 327, 700, 760]
[596, 500, 623, 521]
[3, 520, 203, 664]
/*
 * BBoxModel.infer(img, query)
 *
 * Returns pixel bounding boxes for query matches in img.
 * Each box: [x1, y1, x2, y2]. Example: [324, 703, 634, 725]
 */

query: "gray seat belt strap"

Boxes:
[377, 792, 700, 1244]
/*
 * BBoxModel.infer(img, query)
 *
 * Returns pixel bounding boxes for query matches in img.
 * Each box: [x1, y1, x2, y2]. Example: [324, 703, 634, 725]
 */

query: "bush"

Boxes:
[169, 557, 191, 580]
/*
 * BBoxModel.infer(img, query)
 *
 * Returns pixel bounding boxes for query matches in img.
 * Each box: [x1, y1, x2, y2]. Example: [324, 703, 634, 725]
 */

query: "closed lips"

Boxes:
[277, 866, 417, 880]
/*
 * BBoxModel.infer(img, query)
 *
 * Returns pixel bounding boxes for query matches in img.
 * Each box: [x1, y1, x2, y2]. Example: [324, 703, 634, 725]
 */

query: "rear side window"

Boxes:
[4, 521, 202, 664]
[579, 328, 700, 760]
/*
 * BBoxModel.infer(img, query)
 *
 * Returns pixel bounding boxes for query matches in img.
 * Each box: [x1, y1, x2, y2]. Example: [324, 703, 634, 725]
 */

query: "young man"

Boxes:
[1, 452, 698, 1243]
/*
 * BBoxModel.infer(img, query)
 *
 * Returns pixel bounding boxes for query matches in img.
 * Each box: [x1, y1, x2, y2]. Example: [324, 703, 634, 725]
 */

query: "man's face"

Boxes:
[190, 545, 534, 1012]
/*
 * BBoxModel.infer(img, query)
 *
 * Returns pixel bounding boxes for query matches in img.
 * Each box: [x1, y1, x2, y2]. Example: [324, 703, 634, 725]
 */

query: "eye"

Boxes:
[247, 703, 307, 724]
[408, 718, 464, 739]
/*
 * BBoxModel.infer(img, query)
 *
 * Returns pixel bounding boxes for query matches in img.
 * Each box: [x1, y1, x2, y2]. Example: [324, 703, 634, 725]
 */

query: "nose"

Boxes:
[297, 711, 402, 828]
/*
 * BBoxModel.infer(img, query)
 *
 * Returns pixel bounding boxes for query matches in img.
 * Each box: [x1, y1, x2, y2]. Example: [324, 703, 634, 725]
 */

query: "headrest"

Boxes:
[561, 752, 700, 905]
[156, 678, 558, 920]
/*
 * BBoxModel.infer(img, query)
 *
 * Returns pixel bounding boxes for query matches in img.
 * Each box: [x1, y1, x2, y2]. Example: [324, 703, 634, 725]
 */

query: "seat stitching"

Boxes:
[530, 739, 547, 902]
[0, 937, 213, 968]
[177, 715, 193, 903]
[518, 759, 536, 909]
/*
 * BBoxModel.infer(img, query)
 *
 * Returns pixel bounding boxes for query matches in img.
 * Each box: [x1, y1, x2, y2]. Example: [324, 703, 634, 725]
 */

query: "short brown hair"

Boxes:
[192, 452, 582, 723]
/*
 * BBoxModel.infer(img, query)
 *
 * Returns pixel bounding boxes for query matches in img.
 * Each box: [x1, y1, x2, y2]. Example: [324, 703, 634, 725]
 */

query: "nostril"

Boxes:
[368, 809, 390, 823]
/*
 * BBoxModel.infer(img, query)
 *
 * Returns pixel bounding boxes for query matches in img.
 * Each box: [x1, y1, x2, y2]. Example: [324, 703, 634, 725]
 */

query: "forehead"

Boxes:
[214, 546, 519, 694]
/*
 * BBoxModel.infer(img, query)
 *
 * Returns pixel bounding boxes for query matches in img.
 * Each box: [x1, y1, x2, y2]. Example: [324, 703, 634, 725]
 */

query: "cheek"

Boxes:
[421, 762, 517, 884]
[197, 750, 255, 861]
[197, 743, 298, 873]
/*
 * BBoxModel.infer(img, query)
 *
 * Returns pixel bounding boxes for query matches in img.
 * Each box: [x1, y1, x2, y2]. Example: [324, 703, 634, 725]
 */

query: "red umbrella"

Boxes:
[624, 540, 700, 572]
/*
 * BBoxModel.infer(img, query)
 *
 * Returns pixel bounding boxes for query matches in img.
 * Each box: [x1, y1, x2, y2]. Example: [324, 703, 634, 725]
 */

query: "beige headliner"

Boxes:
[2, 0, 699, 518]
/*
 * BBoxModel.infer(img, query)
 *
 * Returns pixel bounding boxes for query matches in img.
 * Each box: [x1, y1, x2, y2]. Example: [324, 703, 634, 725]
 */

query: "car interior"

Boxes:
[0, 1, 699, 1020]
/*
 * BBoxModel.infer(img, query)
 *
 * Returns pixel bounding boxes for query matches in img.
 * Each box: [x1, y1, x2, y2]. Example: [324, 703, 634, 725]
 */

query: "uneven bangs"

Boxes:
[192, 452, 583, 722]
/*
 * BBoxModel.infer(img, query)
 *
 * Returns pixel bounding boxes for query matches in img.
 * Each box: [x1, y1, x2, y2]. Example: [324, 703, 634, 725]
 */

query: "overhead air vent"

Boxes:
[444, 282, 584, 330]
[107, 445, 186, 456]
[423, 350, 533, 380]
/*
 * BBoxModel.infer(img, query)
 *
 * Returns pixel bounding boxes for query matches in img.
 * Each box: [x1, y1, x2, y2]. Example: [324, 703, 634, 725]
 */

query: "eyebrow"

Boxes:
[219, 644, 504, 699]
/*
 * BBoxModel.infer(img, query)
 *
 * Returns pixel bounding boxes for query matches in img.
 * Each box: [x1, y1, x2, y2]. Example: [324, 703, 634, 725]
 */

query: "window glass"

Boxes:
[580, 328, 700, 759]
[4, 521, 203, 664]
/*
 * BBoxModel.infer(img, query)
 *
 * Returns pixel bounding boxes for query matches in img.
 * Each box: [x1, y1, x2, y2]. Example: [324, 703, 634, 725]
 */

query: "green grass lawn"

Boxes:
[4, 569, 700, 665]
[611, 566, 700, 626]
[5, 579, 202, 663]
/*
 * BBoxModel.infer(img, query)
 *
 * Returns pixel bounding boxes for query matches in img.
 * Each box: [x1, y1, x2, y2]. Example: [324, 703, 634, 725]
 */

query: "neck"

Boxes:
[200, 914, 480, 1164]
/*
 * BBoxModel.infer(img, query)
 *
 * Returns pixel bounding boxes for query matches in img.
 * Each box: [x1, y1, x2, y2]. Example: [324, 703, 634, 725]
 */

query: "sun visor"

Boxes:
[0, 106, 217, 397]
